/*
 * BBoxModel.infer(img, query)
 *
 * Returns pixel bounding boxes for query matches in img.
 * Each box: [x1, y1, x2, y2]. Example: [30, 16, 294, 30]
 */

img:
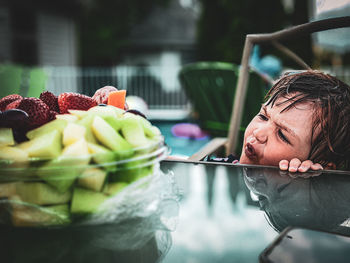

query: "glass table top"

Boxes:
[1, 160, 350, 263]
[160, 160, 350, 263]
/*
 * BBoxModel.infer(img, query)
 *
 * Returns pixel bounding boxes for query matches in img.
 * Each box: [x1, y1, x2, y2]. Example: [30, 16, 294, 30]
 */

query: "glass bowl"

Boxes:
[0, 138, 170, 227]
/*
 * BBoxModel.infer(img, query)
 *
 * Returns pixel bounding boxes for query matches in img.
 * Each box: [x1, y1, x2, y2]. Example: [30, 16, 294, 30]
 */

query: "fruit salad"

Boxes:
[0, 87, 167, 227]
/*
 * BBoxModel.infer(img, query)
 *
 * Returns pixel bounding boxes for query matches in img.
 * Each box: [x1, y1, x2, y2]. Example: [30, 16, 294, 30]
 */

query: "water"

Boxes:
[152, 121, 211, 158]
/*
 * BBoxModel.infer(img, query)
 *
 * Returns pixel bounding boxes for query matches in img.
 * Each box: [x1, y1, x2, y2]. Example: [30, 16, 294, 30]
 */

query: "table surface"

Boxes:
[159, 160, 350, 263]
[2, 160, 350, 263]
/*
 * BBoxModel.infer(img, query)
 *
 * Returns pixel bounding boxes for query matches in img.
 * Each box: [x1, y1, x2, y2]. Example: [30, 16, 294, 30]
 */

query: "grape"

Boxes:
[125, 109, 147, 119]
[0, 109, 29, 129]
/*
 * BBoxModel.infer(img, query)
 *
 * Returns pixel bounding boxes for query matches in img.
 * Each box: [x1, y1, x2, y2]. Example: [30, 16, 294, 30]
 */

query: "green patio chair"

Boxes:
[187, 16, 350, 161]
[0, 64, 47, 98]
[179, 61, 268, 154]
[27, 67, 48, 97]
[0, 64, 23, 98]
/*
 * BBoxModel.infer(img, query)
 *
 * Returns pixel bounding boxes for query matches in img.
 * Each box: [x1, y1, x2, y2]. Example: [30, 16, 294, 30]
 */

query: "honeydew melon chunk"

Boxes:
[110, 165, 153, 183]
[11, 200, 71, 227]
[16, 182, 72, 205]
[91, 116, 133, 155]
[0, 146, 28, 162]
[76, 114, 98, 144]
[0, 127, 14, 146]
[88, 105, 124, 118]
[104, 115, 123, 131]
[123, 112, 161, 138]
[62, 138, 90, 160]
[68, 109, 89, 119]
[103, 182, 128, 196]
[77, 167, 107, 191]
[56, 114, 78, 122]
[87, 142, 116, 164]
[26, 119, 68, 140]
[37, 156, 88, 193]
[71, 187, 108, 214]
[18, 130, 62, 159]
[120, 115, 150, 147]
[37, 139, 91, 193]
[63, 123, 86, 146]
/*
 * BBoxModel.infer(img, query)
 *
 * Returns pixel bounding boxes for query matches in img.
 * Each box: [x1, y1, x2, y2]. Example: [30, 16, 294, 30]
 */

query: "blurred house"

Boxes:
[120, 0, 199, 93]
[0, 1, 80, 66]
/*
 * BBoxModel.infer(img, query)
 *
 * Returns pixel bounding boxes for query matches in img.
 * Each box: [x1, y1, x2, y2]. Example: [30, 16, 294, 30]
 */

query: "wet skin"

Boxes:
[239, 96, 323, 172]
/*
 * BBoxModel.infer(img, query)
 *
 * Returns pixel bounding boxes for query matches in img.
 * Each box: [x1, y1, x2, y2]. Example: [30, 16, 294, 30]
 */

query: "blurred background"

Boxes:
[1, 0, 350, 157]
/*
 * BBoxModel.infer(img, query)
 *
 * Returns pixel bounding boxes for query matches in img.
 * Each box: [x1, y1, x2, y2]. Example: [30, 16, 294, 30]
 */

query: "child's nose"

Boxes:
[253, 126, 268, 143]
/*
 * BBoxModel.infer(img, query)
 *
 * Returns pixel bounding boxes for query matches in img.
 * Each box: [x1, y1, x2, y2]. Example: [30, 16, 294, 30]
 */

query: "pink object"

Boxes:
[171, 123, 209, 140]
[92, 86, 118, 104]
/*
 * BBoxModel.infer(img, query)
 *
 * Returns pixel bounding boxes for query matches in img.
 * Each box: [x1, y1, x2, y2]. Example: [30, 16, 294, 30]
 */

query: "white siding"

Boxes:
[37, 13, 77, 66]
[0, 7, 11, 62]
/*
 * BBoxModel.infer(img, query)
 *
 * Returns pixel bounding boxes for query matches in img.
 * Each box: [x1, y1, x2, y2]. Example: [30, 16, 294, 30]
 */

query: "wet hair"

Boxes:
[265, 70, 350, 170]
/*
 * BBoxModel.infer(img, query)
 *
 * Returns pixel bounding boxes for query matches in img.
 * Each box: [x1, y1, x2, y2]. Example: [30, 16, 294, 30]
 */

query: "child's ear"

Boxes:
[325, 162, 336, 170]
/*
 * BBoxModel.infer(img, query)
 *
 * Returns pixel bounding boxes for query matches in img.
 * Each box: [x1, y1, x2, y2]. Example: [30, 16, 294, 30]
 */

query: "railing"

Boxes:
[43, 65, 190, 119]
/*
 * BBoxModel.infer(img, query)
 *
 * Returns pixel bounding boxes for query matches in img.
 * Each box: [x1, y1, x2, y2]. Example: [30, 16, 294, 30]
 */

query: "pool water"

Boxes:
[152, 121, 211, 157]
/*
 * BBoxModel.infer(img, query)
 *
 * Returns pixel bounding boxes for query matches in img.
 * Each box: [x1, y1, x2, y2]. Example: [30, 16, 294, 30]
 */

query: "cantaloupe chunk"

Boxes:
[107, 90, 126, 109]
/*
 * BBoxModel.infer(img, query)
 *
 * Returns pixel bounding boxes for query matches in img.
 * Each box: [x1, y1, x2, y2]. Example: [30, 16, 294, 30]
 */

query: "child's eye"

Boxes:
[278, 129, 290, 144]
[258, 114, 268, 121]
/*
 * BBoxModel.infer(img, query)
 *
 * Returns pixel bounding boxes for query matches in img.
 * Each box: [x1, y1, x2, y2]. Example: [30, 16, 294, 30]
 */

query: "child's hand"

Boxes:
[279, 158, 323, 173]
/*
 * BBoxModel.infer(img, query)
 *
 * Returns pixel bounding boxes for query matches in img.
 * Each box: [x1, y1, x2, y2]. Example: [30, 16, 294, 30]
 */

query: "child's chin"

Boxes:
[239, 155, 257, 165]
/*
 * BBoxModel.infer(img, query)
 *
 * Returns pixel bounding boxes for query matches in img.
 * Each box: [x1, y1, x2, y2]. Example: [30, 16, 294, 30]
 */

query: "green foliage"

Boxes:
[78, 0, 170, 66]
[196, 0, 310, 65]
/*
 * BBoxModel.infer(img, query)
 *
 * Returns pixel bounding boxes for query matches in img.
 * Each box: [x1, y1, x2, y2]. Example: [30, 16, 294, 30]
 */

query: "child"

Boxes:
[205, 70, 350, 173]
[239, 70, 350, 172]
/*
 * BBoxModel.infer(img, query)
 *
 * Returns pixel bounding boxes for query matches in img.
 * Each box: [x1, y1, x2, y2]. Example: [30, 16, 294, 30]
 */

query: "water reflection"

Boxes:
[243, 167, 350, 236]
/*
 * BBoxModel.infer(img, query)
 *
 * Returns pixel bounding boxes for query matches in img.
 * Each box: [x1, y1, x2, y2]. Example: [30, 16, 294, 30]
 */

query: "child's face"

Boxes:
[239, 96, 316, 166]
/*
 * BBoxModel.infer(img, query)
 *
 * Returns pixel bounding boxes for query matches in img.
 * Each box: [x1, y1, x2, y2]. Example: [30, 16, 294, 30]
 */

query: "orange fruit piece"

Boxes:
[107, 90, 126, 109]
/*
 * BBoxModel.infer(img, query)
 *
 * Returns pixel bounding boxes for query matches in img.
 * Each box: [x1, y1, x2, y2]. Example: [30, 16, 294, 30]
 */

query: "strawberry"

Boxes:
[40, 91, 59, 112]
[5, 99, 22, 110]
[14, 98, 50, 129]
[0, 94, 23, 111]
[48, 110, 58, 121]
[58, 92, 97, 114]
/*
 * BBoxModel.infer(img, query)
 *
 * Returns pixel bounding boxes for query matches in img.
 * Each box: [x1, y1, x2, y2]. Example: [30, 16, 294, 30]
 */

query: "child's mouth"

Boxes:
[245, 142, 257, 160]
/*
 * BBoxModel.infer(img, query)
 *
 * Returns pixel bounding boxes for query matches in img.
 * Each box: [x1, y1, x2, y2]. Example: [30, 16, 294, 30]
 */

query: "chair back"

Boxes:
[227, 16, 350, 155]
[179, 61, 268, 154]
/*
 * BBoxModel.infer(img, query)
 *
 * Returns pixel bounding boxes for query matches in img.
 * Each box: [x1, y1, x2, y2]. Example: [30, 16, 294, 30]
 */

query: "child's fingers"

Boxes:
[279, 160, 289, 170]
[289, 158, 301, 172]
[298, 160, 313, 172]
[311, 163, 323, 171]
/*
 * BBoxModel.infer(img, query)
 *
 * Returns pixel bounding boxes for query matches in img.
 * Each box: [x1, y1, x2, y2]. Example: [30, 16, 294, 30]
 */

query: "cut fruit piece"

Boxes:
[0, 127, 14, 146]
[37, 155, 89, 193]
[68, 109, 89, 119]
[91, 116, 133, 153]
[123, 112, 161, 138]
[78, 167, 107, 191]
[120, 115, 150, 147]
[26, 119, 67, 140]
[17, 130, 62, 159]
[104, 115, 123, 131]
[110, 165, 153, 183]
[16, 182, 72, 205]
[88, 105, 124, 118]
[71, 187, 108, 214]
[87, 142, 116, 164]
[11, 200, 71, 227]
[107, 90, 126, 109]
[76, 114, 98, 144]
[0, 146, 28, 162]
[62, 138, 90, 160]
[55, 114, 78, 122]
[62, 123, 86, 146]
[103, 182, 128, 196]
